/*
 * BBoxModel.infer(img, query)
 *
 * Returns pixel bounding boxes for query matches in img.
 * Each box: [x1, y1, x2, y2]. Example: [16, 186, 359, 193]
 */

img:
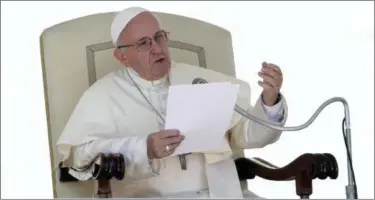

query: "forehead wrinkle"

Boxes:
[124, 25, 162, 44]
[119, 12, 163, 44]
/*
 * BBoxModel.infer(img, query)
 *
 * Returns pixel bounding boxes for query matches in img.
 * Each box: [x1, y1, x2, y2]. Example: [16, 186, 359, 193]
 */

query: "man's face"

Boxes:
[116, 12, 171, 80]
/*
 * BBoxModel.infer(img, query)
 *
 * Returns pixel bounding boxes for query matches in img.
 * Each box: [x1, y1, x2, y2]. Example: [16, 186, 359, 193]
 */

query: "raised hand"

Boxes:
[258, 61, 283, 106]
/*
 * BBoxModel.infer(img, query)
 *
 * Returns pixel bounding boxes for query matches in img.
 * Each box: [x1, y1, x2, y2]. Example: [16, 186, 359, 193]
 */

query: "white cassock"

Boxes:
[57, 61, 288, 198]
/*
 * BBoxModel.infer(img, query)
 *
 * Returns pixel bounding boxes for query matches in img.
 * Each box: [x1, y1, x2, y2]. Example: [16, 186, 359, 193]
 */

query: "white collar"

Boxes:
[123, 67, 170, 90]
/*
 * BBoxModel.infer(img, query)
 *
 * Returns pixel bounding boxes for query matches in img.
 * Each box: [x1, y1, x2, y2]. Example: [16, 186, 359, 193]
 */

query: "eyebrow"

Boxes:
[135, 30, 164, 42]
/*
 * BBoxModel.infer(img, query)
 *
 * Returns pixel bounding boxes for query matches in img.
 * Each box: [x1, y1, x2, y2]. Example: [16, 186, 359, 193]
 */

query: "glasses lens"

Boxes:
[136, 38, 151, 52]
[136, 32, 169, 52]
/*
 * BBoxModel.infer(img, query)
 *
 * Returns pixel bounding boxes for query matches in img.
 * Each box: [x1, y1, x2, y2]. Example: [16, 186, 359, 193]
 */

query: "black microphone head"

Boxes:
[192, 78, 208, 84]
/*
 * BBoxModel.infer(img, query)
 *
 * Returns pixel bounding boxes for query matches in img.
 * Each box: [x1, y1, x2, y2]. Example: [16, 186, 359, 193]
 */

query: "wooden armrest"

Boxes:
[235, 153, 338, 181]
[59, 153, 125, 198]
[235, 153, 339, 198]
[58, 152, 338, 199]
[59, 153, 125, 182]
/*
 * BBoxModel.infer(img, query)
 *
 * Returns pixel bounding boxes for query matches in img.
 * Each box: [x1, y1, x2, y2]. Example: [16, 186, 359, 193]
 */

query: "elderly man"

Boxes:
[57, 7, 288, 198]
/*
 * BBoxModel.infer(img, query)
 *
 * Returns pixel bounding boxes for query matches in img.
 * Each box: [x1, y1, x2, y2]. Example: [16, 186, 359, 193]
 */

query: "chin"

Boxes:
[152, 60, 171, 72]
[152, 59, 171, 76]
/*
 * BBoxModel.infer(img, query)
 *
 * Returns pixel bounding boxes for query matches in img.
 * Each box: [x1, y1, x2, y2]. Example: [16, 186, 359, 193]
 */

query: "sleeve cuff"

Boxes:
[262, 96, 284, 122]
[119, 136, 163, 178]
[142, 137, 163, 176]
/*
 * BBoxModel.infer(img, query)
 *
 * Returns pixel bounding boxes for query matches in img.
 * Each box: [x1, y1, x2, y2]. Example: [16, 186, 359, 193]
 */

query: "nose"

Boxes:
[149, 39, 162, 53]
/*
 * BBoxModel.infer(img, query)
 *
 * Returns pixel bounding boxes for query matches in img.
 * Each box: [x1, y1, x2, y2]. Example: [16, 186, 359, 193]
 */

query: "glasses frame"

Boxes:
[117, 30, 170, 52]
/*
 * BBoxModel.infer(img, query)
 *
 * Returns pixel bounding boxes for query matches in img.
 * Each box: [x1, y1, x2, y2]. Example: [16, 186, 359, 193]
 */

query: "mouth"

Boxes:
[154, 57, 166, 64]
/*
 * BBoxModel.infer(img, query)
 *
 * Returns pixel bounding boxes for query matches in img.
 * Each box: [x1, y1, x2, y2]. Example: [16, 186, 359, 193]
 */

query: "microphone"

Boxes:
[192, 77, 358, 199]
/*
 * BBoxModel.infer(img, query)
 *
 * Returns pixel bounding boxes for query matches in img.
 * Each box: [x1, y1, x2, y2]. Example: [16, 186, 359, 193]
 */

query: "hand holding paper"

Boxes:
[164, 82, 239, 156]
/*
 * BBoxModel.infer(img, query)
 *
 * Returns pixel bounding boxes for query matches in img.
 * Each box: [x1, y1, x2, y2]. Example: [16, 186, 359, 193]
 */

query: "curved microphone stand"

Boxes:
[192, 78, 357, 199]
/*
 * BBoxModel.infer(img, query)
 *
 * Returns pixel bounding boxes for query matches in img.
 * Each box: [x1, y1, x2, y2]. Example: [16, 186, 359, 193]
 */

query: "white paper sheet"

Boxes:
[164, 82, 239, 156]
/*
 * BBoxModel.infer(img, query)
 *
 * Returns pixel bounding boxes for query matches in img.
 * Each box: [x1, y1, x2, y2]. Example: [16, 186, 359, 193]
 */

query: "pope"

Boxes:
[57, 6, 288, 199]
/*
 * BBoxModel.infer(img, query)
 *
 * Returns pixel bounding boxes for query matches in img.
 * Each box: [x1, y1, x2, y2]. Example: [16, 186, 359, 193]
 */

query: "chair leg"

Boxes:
[296, 170, 312, 199]
[95, 179, 112, 198]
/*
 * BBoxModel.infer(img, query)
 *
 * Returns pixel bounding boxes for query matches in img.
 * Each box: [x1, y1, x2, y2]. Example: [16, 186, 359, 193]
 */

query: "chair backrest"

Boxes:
[40, 10, 247, 198]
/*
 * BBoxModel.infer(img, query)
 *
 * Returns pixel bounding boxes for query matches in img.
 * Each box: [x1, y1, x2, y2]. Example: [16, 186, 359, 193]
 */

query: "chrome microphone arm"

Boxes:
[234, 97, 350, 131]
[192, 77, 357, 198]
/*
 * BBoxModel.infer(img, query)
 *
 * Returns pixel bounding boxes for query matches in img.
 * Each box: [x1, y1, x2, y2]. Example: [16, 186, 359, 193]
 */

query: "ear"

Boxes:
[113, 48, 129, 66]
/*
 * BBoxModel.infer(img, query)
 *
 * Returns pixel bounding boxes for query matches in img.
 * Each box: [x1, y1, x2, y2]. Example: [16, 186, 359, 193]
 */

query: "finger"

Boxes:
[260, 68, 281, 80]
[263, 75, 278, 89]
[154, 143, 175, 159]
[259, 70, 282, 87]
[258, 72, 279, 88]
[162, 149, 174, 157]
[159, 129, 181, 138]
[152, 134, 183, 158]
[267, 63, 282, 75]
[162, 135, 185, 145]
[262, 62, 282, 76]
[258, 80, 274, 90]
[162, 142, 182, 157]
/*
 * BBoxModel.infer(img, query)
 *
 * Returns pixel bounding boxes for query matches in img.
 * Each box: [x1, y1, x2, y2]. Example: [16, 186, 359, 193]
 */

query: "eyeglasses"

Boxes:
[117, 30, 169, 52]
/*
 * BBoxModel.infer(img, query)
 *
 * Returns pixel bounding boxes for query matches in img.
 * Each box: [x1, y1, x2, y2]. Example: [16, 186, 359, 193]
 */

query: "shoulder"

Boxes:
[79, 69, 124, 103]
